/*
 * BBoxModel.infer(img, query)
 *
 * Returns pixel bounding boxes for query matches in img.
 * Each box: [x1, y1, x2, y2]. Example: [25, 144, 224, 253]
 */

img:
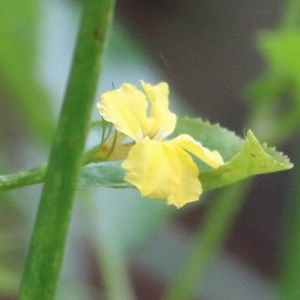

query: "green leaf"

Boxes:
[172, 117, 243, 163]
[258, 31, 300, 81]
[244, 31, 300, 143]
[79, 162, 129, 188]
[77, 117, 293, 191]
[200, 130, 293, 191]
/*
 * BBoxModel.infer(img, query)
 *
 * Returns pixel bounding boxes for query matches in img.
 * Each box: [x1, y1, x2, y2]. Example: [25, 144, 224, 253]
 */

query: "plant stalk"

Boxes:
[163, 182, 249, 300]
[18, 0, 115, 299]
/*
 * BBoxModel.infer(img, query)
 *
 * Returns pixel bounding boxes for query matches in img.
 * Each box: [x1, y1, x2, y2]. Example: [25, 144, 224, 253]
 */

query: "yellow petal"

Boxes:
[122, 138, 202, 208]
[141, 81, 177, 140]
[171, 134, 224, 168]
[97, 83, 151, 141]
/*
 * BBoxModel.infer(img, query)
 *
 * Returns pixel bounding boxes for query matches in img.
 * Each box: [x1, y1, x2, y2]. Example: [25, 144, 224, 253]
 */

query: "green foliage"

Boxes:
[0, 117, 292, 194]
[246, 30, 300, 143]
[0, 0, 54, 143]
[0, 0, 296, 298]
[260, 31, 300, 82]
[78, 117, 292, 192]
[79, 162, 127, 188]
[244, 1, 300, 298]
[200, 130, 292, 190]
[172, 117, 243, 162]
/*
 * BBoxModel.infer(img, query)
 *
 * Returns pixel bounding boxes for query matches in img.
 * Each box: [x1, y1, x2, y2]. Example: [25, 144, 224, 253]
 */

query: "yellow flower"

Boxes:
[97, 81, 223, 208]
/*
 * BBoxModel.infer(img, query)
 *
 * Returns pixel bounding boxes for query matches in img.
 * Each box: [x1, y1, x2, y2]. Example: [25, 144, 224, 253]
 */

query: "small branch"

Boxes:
[0, 165, 46, 191]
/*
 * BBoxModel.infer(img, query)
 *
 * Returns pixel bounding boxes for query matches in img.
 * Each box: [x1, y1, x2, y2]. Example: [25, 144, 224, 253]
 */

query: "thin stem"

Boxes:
[279, 140, 300, 299]
[163, 182, 249, 300]
[0, 139, 130, 192]
[0, 164, 46, 191]
[83, 200, 136, 300]
[18, 0, 115, 299]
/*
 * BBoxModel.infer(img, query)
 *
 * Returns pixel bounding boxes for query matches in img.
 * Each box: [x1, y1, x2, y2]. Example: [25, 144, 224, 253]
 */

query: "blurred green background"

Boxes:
[0, 0, 299, 299]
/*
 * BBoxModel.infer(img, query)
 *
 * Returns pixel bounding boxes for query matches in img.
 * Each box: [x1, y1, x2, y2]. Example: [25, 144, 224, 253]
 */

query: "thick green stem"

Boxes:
[18, 0, 115, 299]
[163, 182, 249, 300]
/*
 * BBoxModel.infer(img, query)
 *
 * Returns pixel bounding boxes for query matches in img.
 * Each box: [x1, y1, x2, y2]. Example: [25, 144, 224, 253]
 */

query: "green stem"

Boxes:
[163, 182, 249, 300]
[83, 201, 136, 300]
[0, 142, 125, 192]
[18, 1, 115, 299]
[279, 141, 300, 299]
[0, 164, 46, 191]
[276, 0, 300, 298]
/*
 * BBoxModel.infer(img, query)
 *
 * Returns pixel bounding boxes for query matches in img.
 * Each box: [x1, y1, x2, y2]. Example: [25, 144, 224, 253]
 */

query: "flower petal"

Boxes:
[141, 81, 177, 140]
[98, 83, 151, 141]
[171, 134, 224, 168]
[122, 138, 202, 208]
